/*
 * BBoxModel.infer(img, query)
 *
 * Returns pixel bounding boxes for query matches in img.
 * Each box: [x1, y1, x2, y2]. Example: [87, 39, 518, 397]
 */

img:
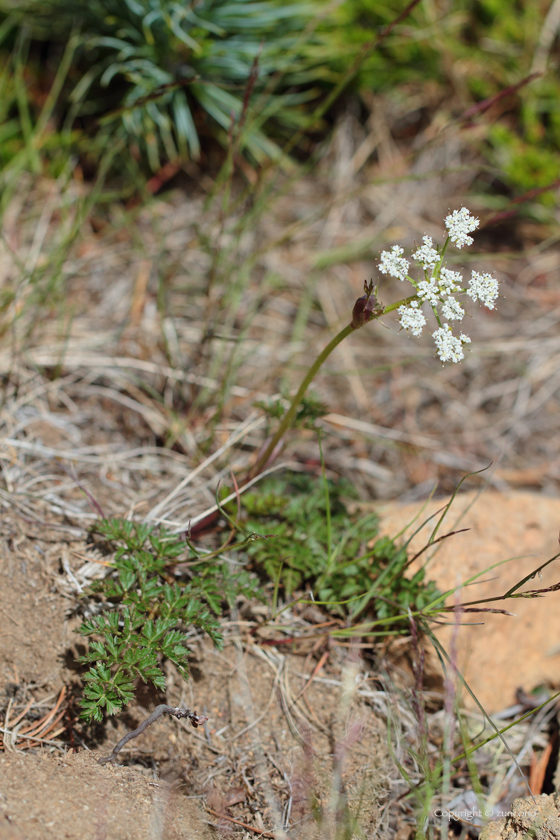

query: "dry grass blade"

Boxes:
[146, 412, 264, 522]
[1, 688, 68, 753]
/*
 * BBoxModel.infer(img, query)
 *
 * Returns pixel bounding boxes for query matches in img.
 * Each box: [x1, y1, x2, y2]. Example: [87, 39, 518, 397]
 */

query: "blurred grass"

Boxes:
[325, 0, 560, 203]
[0, 0, 558, 450]
[0, 1, 558, 211]
[0, 24, 127, 344]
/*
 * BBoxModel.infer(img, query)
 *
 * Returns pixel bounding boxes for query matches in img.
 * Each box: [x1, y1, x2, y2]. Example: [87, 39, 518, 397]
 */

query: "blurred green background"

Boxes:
[0, 0, 557, 205]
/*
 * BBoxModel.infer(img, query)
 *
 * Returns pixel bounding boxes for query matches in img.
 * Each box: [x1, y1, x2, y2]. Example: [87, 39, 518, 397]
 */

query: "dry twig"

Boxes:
[97, 705, 209, 766]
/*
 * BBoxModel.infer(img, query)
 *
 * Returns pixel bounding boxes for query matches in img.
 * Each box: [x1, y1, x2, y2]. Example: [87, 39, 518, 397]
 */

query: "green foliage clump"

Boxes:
[242, 473, 440, 626]
[6, 0, 330, 171]
[487, 122, 560, 203]
[78, 518, 259, 722]
[318, 534, 440, 622]
[323, 0, 446, 91]
[254, 391, 330, 429]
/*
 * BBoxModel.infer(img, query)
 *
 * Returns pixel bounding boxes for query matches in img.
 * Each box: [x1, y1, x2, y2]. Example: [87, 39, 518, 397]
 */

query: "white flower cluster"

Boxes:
[444, 206, 480, 249]
[397, 300, 426, 336]
[467, 271, 500, 310]
[433, 325, 471, 363]
[377, 208, 499, 363]
[378, 244, 409, 281]
[412, 236, 439, 270]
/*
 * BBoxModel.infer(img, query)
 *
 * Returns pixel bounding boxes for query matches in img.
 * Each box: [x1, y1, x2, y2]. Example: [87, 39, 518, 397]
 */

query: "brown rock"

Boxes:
[479, 794, 560, 840]
[376, 491, 560, 712]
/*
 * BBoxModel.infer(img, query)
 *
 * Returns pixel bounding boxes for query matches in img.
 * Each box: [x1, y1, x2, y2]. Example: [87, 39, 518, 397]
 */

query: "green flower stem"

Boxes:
[250, 322, 353, 476]
[382, 294, 418, 314]
[250, 293, 419, 478]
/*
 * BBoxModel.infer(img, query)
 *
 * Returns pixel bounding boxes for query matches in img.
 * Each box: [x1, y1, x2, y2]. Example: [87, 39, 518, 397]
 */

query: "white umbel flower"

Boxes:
[438, 267, 463, 295]
[413, 236, 439, 271]
[467, 271, 499, 309]
[378, 245, 410, 281]
[373, 208, 495, 364]
[398, 304, 426, 336]
[417, 279, 439, 306]
[432, 324, 470, 363]
[445, 207, 479, 249]
[441, 296, 465, 321]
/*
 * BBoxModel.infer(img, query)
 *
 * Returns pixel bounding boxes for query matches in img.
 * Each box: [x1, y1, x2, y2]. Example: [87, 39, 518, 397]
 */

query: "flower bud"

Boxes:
[351, 280, 383, 329]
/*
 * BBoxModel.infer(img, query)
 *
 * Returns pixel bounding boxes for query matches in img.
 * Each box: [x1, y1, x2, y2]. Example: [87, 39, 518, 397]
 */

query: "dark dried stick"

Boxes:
[97, 705, 209, 766]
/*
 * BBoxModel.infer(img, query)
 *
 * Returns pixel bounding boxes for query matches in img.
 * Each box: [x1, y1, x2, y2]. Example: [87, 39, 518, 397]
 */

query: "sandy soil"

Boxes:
[0, 750, 213, 840]
[0, 523, 74, 694]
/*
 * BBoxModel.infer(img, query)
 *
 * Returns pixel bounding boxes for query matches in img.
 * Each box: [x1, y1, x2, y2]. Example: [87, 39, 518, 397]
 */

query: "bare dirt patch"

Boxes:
[0, 534, 392, 839]
[0, 750, 214, 840]
[0, 525, 76, 695]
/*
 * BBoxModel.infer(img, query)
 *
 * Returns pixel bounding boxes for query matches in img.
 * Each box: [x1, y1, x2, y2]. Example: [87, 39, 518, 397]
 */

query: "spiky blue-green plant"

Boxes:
[5, 0, 331, 169]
